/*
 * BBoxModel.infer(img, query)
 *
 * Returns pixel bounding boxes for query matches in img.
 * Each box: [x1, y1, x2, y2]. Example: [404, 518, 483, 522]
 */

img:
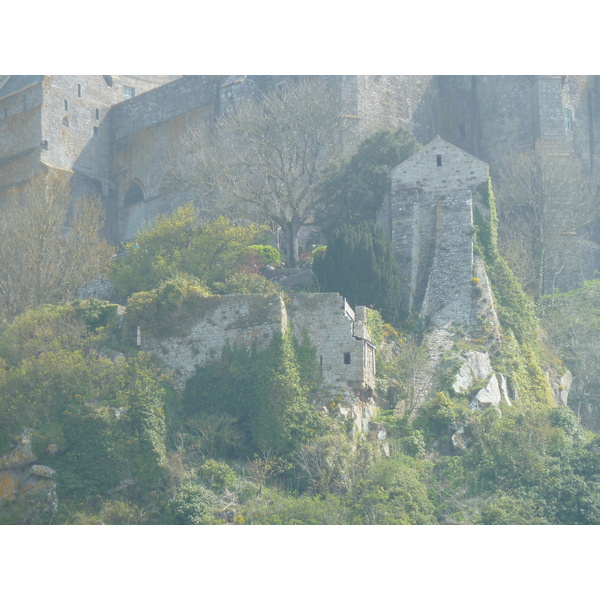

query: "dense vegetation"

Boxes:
[2, 126, 600, 526]
[313, 221, 403, 325]
[315, 126, 421, 236]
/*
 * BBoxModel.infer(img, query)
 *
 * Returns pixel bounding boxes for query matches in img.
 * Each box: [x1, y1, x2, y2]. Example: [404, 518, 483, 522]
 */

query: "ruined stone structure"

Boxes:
[137, 292, 377, 433]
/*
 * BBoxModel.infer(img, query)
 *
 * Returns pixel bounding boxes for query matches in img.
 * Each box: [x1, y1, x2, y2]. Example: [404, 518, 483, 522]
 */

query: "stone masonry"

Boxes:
[382, 138, 508, 414]
[3, 74, 600, 272]
[136, 292, 376, 432]
[383, 136, 490, 326]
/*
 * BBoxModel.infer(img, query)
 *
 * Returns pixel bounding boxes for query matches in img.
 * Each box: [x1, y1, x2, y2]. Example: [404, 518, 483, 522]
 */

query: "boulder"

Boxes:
[451, 425, 467, 452]
[471, 374, 502, 410]
[499, 373, 512, 406]
[0, 434, 37, 470]
[0, 435, 57, 501]
[451, 351, 494, 395]
[546, 367, 572, 406]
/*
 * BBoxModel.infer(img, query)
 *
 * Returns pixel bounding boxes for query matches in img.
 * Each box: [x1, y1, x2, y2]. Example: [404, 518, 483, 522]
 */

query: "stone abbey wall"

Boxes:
[3, 74, 600, 243]
[3, 73, 600, 285]
[0, 78, 43, 191]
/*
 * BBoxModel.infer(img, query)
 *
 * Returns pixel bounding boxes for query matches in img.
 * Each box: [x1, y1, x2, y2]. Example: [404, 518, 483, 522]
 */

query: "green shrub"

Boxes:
[211, 272, 281, 295]
[125, 275, 212, 338]
[199, 459, 239, 492]
[414, 392, 471, 445]
[349, 456, 437, 524]
[164, 482, 220, 525]
[247, 245, 281, 267]
[184, 331, 322, 457]
[0, 304, 89, 366]
[109, 207, 265, 299]
[240, 489, 350, 525]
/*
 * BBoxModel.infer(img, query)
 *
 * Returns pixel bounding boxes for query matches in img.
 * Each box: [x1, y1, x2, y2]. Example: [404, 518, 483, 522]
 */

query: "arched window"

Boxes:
[124, 182, 144, 206]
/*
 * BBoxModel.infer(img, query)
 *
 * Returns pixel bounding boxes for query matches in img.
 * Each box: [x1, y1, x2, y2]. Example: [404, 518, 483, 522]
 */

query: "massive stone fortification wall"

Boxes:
[107, 76, 219, 142]
[561, 75, 600, 177]
[354, 75, 437, 141]
[434, 75, 600, 183]
[42, 76, 122, 179]
[437, 76, 539, 169]
[4, 74, 600, 271]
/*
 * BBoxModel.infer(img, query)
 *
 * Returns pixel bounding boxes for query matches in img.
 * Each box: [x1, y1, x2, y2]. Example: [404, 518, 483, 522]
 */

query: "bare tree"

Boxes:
[244, 449, 289, 496]
[374, 329, 434, 418]
[167, 79, 353, 267]
[495, 142, 599, 297]
[0, 172, 114, 320]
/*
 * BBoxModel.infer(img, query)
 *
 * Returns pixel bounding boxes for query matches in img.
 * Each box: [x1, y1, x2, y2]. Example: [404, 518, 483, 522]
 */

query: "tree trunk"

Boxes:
[281, 220, 301, 268]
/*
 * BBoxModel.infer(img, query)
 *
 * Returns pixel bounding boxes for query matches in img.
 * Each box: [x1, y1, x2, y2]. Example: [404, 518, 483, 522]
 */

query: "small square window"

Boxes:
[123, 86, 135, 99]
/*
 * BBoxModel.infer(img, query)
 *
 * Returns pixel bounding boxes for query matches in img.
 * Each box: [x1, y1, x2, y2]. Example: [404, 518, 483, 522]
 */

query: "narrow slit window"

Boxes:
[95, 108, 100, 120]
[93, 126, 98, 135]
[436, 154, 442, 166]
[344, 352, 351, 365]
[77, 84, 81, 97]
[565, 108, 573, 131]
[64, 100, 68, 111]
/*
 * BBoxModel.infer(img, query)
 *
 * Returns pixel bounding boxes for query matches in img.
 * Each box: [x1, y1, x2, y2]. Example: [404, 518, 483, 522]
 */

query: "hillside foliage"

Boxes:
[313, 221, 403, 325]
[2, 129, 600, 526]
[109, 205, 277, 301]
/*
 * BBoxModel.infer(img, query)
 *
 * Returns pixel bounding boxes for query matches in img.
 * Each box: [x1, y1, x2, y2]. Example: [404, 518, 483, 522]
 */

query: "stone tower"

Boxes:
[381, 136, 490, 326]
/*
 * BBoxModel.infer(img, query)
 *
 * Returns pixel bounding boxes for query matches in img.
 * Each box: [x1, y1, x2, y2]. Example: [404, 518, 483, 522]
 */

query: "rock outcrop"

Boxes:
[0, 434, 57, 510]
